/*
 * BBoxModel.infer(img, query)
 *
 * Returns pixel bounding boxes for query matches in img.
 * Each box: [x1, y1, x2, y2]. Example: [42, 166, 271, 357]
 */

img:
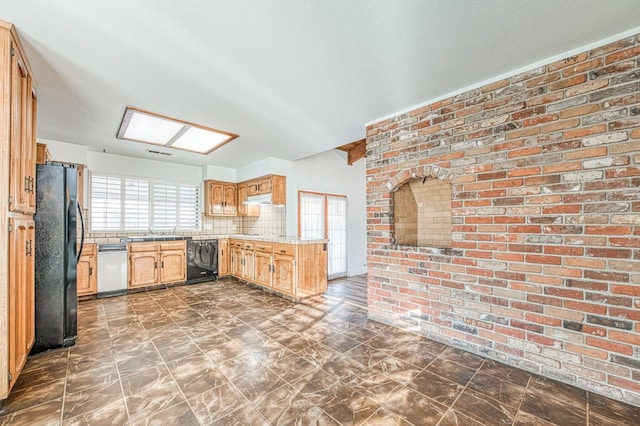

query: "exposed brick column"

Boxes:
[366, 34, 640, 406]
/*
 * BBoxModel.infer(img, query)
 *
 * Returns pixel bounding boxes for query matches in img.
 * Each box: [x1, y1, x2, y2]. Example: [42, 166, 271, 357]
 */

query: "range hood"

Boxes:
[244, 193, 272, 205]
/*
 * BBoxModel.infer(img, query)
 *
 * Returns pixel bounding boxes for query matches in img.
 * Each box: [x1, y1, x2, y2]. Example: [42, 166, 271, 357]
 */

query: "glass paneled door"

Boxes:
[299, 191, 348, 279]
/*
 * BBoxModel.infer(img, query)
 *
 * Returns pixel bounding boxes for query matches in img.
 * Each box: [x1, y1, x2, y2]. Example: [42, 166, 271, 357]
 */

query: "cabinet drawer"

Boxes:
[243, 242, 254, 250]
[128, 242, 159, 252]
[230, 240, 243, 249]
[272, 244, 295, 256]
[159, 241, 186, 251]
[254, 243, 273, 253]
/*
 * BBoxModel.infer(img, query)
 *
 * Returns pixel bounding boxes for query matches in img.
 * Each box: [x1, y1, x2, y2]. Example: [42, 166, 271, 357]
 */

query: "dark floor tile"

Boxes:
[384, 386, 448, 426]
[407, 369, 464, 406]
[294, 369, 343, 405]
[167, 353, 228, 398]
[527, 375, 587, 410]
[391, 340, 440, 369]
[253, 383, 315, 425]
[588, 391, 640, 426]
[265, 352, 319, 383]
[121, 364, 185, 423]
[519, 390, 586, 425]
[439, 347, 486, 369]
[131, 400, 199, 426]
[323, 384, 380, 425]
[453, 389, 516, 426]
[62, 380, 124, 420]
[347, 369, 402, 405]
[322, 352, 367, 382]
[216, 353, 263, 380]
[297, 343, 338, 366]
[371, 356, 422, 386]
[231, 367, 284, 401]
[322, 333, 361, 353]
[438, 409, 486, 426]
[189, 383, 250, 423]
[156, 340, 201, 362]
[466, 372, 527, 409]
[345, 344, 388, 369]
[65, 363, 120, 395]
[512, 410, 558, 425]
[0, 398, 63, 426]
[0, 378, 65, 416]
[425, 358, 478, 387]
[479, 359, 532, 387]
[363, 408, 413, 426]
[215, 405, 271, 426]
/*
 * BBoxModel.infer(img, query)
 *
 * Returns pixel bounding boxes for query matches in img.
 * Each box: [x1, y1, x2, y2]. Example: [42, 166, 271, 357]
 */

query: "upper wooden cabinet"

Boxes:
[204, 175, 286, 217]
[8, 37, 36, 215]
[204, 180, 237, 216]
[245, 175, 286, 205]
[237, 183, 259, 217]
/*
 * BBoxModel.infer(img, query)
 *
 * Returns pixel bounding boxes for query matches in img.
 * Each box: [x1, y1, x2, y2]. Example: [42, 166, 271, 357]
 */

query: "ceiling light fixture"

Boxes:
[117, 107, 238, 155]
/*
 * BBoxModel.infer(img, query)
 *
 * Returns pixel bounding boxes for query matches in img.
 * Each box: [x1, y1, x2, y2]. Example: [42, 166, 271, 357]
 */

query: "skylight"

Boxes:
[117, 107, 238, 155]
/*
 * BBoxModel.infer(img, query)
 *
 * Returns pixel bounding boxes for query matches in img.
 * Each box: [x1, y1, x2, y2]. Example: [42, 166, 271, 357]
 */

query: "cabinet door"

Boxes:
[160, 250, 186, 283]
[230, 247, 243, 277]
[9, 44, 31, 213]
[218, 239, 229, 276]
[254, 252, 272, 287]
[223, 185, 237, 215]
[129, 252, 158, 287]
[242, 250, 255, 281]
[272, 254, 295, 295]
[210, 183, 225, 215]
[237, 183, 248, 216]
[77, 255, 96, 296]
[8, 218, 35, 392]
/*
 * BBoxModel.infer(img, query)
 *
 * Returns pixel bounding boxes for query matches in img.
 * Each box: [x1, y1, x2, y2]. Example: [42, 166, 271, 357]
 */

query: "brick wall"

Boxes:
[366, 34, 640, 405]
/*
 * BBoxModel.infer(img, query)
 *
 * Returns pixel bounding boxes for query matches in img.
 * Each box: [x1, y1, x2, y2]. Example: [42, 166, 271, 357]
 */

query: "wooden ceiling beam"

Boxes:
[336, 138, 366, 165]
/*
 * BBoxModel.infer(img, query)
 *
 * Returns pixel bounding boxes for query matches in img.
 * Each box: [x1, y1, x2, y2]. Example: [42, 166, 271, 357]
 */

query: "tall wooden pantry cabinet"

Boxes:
[0, 20, 37, 400]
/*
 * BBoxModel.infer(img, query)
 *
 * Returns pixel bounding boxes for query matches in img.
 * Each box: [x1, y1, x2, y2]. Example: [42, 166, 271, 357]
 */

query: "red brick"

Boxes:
[564, 124, 607, 140]
[549, 74, 588, 91]
[605, 45, 640, 64]
[586, 336, 633, 356]
[564, 300, 607, 315]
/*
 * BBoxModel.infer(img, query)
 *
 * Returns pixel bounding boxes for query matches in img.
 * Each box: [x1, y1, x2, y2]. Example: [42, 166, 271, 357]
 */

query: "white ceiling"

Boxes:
[2, 1, 640, 168]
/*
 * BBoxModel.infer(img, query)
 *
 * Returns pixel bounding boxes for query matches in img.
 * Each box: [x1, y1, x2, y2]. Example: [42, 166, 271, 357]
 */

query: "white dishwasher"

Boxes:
[97, 242, 128, 297]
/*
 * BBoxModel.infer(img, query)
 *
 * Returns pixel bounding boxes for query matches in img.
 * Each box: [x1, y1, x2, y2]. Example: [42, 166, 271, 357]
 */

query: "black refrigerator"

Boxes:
[32, 163, 84, 353]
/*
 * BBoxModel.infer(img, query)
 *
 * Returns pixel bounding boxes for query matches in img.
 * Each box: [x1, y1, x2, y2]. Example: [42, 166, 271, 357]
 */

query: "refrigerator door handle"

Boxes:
[77, 201, 85, 262]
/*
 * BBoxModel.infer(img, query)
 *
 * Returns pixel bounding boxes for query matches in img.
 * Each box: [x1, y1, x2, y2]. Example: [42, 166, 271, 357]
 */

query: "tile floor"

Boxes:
[1, 277, 640, 425]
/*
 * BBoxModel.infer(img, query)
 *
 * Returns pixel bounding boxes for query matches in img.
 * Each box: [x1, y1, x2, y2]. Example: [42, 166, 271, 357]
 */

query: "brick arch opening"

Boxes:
[389, 166, 455, 248]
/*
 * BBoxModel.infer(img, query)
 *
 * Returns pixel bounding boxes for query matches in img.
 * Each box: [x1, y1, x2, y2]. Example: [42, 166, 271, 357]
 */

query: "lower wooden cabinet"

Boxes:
[218, 239, 229, 276]
[77, 243, 97, 296]
[128, 241, 186, 288]
[228, 238, 326, 300]
[8, 217, 35, 393]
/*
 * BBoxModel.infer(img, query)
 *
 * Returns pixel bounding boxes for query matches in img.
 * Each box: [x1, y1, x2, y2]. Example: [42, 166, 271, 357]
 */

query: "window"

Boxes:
[90, 173, 200, 232]
[299, 191, 348, 279]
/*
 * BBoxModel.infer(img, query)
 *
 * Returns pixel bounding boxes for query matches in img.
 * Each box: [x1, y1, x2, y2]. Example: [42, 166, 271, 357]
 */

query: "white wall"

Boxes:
[286, 150, 367, 276]
[40, 138, 88, 165]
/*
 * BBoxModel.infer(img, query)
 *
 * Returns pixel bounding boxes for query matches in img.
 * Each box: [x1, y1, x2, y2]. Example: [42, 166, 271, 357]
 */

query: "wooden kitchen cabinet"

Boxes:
[77, 243, 97, 296]
[8, 37, 36, 215]
[218, 238, 229, 276]
[254, 243, 273, 287]
[128, 241, 186, 288]
[237, 183, 259, 217]
[244, 175, 286, 205]
[229, 238, 326, 301]
[7, 218, 34, 395]
[2, 20, 37, 399]
[204, 180, 237, 216]
[36, 143, 50, 164]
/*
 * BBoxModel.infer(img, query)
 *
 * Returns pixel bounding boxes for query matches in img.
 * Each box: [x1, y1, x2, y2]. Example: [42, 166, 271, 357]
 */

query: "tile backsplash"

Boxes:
[83, 204, 286, 243]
